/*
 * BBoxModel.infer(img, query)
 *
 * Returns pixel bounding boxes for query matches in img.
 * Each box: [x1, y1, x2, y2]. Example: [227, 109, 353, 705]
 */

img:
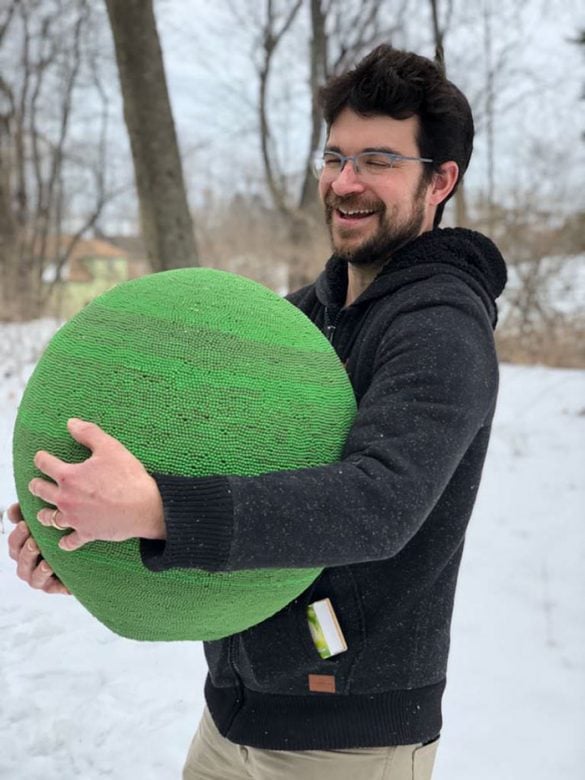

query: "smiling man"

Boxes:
[318, 107, 457, 305]
[9, 46, 506, 780]
[323, 114, 436, 250]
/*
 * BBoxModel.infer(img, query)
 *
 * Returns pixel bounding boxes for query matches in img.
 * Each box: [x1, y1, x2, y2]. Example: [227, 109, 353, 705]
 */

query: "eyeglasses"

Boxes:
[312, 150, 434, 181]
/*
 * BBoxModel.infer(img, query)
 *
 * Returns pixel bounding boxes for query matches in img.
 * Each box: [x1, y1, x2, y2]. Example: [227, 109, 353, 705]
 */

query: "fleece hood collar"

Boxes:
[315, 227, 507, 325]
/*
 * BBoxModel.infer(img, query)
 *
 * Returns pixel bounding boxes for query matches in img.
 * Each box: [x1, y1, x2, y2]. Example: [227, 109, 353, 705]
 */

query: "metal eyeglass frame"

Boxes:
[312, 150, 434, 179]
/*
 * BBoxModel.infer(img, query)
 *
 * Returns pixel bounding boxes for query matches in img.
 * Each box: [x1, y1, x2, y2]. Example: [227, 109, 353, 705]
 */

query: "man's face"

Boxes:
[319, 108, 436, 267]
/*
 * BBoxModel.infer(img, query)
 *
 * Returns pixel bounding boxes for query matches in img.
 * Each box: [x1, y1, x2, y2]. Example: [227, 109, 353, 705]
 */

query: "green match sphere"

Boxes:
[13, 269, 356, 641]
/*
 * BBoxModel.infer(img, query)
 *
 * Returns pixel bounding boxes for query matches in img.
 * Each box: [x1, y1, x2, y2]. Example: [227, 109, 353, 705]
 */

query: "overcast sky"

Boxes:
[100, 0, 585, 230]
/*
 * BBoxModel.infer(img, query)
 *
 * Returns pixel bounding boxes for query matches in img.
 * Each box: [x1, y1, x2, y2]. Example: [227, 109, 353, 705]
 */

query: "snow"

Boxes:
[1, 321, 584, 779]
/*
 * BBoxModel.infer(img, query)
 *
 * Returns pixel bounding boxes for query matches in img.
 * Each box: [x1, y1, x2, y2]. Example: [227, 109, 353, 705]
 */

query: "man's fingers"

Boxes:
[67, 417, 113, 452]
[6, 503, 24, 525]
[33, 450, 67, 482]
[43, 578, 71, 595]
[36, 507, 70, 530]
[29, 559, 57, 590]
[16, 536, 42, 582]
[58, 531, 86, 552]
[7, 510, 71, 595]
[28, 477, 59, 506]
[8, 521, 31, 560]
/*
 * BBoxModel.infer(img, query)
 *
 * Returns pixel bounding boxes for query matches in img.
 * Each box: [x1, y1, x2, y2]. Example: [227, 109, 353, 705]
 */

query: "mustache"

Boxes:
[324, 195, 385, 212]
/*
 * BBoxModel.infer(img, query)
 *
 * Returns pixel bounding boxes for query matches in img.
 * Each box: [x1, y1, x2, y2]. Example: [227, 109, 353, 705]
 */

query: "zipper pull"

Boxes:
[324, 305, 340, 344]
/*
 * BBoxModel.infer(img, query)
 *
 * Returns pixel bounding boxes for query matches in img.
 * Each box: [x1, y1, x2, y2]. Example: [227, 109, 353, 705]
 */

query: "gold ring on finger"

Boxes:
[50, 508, 68, 531]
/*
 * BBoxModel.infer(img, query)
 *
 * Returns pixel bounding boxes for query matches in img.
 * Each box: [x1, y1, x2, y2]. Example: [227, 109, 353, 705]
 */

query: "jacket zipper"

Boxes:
[324, 305, 341, 345]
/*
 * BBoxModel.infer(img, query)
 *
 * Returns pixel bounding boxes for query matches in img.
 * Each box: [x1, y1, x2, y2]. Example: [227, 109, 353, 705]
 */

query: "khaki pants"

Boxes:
[183, 708, 439, 780]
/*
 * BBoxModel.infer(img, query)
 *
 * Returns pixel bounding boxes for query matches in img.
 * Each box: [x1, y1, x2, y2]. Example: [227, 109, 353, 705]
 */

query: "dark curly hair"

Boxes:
[319, 45, 474, 227]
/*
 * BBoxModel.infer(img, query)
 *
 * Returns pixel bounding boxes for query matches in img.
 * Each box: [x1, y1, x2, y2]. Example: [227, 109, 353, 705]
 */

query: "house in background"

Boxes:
[43, 236, 149, 318]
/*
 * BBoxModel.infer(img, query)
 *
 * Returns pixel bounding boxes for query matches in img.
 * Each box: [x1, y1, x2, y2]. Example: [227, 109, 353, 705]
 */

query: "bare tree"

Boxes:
[257, 0, 303, 219]
[481, 0, 497, 233]
[0, 0, 111, 320]
[297, 0, 327, 212]
[426, 0, 471, 227]
[104, 0, 198, 271]
[0, 2, 19, 318]
[298, 0, 405, 211]
[253, 0, 407, 289]
[571, 28, 584, 140]
[428, 0, 447, 72]
[454, 0, 536, 232]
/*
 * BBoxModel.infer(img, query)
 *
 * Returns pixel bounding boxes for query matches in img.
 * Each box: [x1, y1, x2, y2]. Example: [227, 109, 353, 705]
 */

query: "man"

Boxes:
[9, 45, 506, 779]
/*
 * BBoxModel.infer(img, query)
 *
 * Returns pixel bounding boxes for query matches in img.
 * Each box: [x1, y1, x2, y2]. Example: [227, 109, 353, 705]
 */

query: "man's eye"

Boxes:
[361, 155, 393, 169]
[323, 156, 342, 167]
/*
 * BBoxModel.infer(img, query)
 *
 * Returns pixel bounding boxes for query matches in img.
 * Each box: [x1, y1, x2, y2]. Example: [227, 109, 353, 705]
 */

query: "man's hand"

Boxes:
[6, 504, 70, 594]
[28, 418, 166, 552]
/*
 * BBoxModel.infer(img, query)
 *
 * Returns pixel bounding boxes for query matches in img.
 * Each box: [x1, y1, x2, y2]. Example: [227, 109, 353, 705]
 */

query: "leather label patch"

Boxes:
[308, 674, 336, 693]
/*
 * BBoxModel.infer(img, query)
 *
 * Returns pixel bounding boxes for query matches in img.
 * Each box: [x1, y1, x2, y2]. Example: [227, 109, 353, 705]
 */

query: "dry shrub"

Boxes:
[496, 318, 585, 368]
[196, 195, 331, 294]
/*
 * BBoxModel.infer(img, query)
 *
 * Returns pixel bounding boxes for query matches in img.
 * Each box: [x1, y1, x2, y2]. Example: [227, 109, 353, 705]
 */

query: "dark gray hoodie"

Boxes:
[142, 227, 507, 750]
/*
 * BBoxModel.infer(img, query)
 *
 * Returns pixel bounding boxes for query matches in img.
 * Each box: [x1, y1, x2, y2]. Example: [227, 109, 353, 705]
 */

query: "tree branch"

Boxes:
[257, 0, 303, 218]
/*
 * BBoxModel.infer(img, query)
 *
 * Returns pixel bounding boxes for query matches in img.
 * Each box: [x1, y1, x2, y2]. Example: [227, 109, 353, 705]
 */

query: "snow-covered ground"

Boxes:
[1, 321, 584, 780]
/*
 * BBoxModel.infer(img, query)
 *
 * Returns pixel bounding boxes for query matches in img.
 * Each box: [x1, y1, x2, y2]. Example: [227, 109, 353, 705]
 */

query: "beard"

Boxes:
[325, 180, 428, 270]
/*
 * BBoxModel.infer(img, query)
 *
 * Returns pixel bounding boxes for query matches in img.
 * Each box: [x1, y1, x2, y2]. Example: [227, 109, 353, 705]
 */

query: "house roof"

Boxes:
[33, 235, 130, 262]
[40, 236, 136, 284]
[72, 238, 130, 260]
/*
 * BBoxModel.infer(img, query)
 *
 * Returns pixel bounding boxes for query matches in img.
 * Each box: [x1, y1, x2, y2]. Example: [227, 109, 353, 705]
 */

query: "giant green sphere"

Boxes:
[13, 268, 356, 641]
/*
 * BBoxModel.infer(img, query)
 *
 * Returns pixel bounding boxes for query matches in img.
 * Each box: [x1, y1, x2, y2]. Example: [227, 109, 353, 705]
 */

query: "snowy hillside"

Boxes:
[1, 321, 584, 780]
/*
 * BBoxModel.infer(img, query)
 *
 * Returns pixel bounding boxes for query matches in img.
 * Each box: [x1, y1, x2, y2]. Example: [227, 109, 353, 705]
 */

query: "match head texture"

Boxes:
[13, 268, 356, 641]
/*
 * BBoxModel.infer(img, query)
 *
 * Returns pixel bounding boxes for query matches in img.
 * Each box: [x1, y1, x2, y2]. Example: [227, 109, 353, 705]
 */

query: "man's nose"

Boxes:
[330, 162, 367, 197]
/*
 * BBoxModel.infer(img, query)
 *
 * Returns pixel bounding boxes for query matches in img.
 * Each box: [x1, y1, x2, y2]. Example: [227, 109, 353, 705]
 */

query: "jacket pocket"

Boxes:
[236, 567, 365, 695]
[235, 590, 319, 692]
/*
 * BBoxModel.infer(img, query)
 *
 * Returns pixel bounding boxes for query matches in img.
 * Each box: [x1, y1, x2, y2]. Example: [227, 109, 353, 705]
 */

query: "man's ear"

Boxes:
[427, 161, 459, 208]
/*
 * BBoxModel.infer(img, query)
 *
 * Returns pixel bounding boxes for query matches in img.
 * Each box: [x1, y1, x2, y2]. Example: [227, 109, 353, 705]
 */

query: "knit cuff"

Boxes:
[139, 474, 234, 573]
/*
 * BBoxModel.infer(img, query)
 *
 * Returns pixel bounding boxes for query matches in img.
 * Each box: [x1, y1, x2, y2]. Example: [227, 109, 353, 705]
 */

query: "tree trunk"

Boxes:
[429, 0, 446, 75]
[104, 0, 198, 271]
[298, 0, 327, 212]
[483, 0, 496, 234]
[428, 0, 468, 227]
[0, 143, 20, 319]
